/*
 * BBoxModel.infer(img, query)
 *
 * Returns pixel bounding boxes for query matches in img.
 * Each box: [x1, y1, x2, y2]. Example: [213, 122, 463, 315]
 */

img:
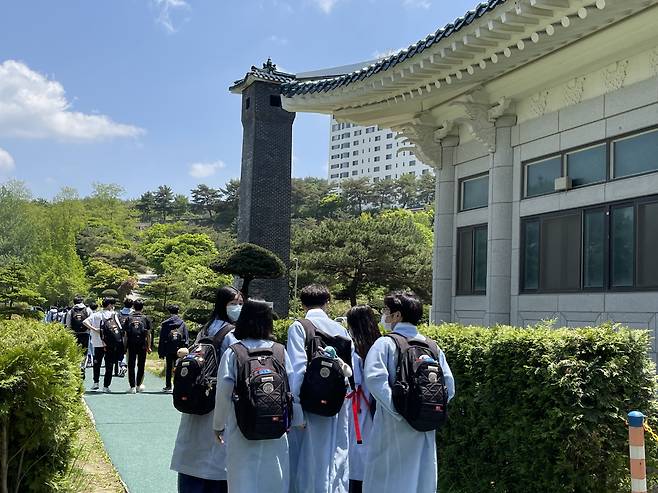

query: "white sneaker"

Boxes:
[91, 383, 99, 391]
[138, 384, 146, 392]
[102, 386, 111, 393]
[162, 387, 172, 393]
[129, 387, 137, 394]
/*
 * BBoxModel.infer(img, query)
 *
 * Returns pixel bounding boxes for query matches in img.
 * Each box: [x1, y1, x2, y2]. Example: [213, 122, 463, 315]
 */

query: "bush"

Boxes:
[0, 319, 83, 492]
[426, 322, 658, 493]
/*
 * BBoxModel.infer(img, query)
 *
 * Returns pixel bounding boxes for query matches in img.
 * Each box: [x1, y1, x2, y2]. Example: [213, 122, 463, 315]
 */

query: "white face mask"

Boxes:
[227, 304, 242, 322]
[380, 313, 392, 331]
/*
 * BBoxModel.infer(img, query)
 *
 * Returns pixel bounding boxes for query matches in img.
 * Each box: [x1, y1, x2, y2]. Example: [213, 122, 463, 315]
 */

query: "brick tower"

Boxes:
[229, 60, 296, 316]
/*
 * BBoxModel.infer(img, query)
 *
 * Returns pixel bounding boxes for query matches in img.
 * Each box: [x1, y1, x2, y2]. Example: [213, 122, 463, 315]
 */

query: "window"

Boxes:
[245, 97, 250, 110]
[341, 152, 350, 158]
[332, 124, 340, 131]
[340, 162, 349, 169]
[374, 156, 380, 162]
[331, 145, 340, 150]
[342, 132, 350, 139]
[332, 135, 340, 142]
[460, 174, 489, 211]
[366, 127, 375, 133]
[330, 173, 339, 179]
[422, 169, 429, 175]
[354, 130, 362, 136]
[385, 175, 391, 179]
[341, 143, 350, 149]
[331, 154, 339, 159]
[521, 195, 658, 292]
[457, 225, 488, 295]
[373, 177, 380, 182]
[353, 140, 359, 146]
[613, 129, 658, 178]
[340, 172, 349, 178]
[353, 151, 359, 156]
[330, 164, 340, 169]
[352, 160, 358, 165]
[385, 164, 392, 170]
[409, 160, 416, 166]
[373, 166, 380, 172]
[352, 171, 358, 176]
[387, 133, 393, 138]
[386, 154, 392, 160]
[374, 146, 380, 151]
[567, 144, 606, 187]
[375, 136, 381, 141]
[386, 144, 393, 149]
[269, 95, 281, 107]
[525, 156, 562, 197]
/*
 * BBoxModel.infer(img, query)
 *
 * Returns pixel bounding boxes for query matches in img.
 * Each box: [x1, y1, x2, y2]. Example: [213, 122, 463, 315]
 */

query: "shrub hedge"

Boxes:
[275, 318, 657, 491]
[0, 319, 83, 492]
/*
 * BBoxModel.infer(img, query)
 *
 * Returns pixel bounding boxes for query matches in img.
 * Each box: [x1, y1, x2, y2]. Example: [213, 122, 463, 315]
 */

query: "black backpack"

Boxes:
[386, 333, 449, 432]
[231, 342, 293, 440]
[100, 316, 124, 355]
[118, 311, 131, 330]
[173, 323, 234, 415]
[298, 319, 353, 417]
[70, 306, 86, 335]
[166, 320, 186, 354]
[126, 314, 149, 348]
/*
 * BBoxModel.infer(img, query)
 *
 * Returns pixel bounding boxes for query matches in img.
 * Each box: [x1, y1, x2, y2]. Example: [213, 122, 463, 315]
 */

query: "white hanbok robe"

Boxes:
[363, 323, 455, 493]
[170, 319, 236, 481]
[287, 308, 353, 493]
[213, 338, 301, 493]
[348, 352, 374, 482]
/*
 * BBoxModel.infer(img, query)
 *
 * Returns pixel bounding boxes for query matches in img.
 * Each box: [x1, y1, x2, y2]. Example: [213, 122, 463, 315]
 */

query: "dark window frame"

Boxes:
[522, 125, 658, 200]
[520, 193, 658, 294]
[458, 172, 490, 212]
[456, 223, 488, 296]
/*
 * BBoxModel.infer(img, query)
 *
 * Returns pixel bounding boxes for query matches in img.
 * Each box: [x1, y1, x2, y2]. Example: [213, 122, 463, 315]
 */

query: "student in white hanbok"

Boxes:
[213, 298, 302, 493]
[287, 284, 353, 493]
[363, 291, 455, 493]
[345, 305, 381, 493]
[170, 286, 243, 493]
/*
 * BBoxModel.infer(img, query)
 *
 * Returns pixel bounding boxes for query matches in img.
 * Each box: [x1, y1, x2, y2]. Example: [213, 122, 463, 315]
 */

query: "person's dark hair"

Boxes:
[346, 305, 381, 359]
[89, 302, 99, 310]
[102, 297, 115, 308]
[300, 284, 331, 308]
[210, 286, 241, 323]
[73, 295, 83, 304]
[123, 298, 134, 309]
[383, 291, 423, 325]
[233, 298, 274, 341]
[132, 299, 144, 311]
[167, 304, 180, 314]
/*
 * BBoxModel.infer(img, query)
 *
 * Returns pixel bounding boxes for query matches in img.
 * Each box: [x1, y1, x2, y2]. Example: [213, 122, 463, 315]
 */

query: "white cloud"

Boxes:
[312, 0, 340, 14]
[0, 60, 144, 141]
[153, 0, 190, 33]
[0, 147, 14, 173]
[372, 47, 404, 59]
[189, 160, 226, 178]
[268, 35, 289, 46]
[402, 0, 431, 7]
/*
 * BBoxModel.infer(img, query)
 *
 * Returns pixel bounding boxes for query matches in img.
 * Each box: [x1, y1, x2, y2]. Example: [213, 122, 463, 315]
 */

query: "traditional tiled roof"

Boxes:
[281, 0, 506, 97]
[230, 59, 296, 92]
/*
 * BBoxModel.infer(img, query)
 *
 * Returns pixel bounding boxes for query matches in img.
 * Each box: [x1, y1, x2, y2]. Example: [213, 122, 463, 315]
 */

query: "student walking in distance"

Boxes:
[171, 286, 243, 493]
[213, 298, 300, 493]
[86, 301, 99, 368]
[124, 299, 152, 394]
[345, 305, 381, 493]
[115, 298, 133, 377]
[65, 295, 93, 379]
[287, 284, 354, 493]
[363, 291, 455, 493]
[83, 298, 124, 392]
[158, 304, 189, 393]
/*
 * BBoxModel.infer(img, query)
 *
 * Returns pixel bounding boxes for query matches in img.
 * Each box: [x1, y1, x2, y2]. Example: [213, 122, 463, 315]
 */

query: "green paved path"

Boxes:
[83, 367, 180, 493]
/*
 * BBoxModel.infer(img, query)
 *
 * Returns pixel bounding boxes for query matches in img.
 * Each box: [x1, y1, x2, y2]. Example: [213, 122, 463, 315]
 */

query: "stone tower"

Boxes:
[229, 60, 296, 316]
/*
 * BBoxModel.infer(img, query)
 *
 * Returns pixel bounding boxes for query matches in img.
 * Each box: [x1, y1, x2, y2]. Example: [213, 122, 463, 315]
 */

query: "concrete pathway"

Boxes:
[83, 367, 180, 493]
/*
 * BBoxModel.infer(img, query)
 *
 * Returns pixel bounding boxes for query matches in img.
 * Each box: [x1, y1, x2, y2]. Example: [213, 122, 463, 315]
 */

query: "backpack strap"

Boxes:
[212, 322, 235, 350]
[423, 337, 440, 361]
[297, 318, 318, 361]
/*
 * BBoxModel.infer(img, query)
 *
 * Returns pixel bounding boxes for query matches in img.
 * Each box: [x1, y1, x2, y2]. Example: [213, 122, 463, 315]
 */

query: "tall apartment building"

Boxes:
[327, 118, 432, 182]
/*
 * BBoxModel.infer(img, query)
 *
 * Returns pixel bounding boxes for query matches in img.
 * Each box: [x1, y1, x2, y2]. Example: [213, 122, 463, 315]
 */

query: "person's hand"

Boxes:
[214, 430, 225, 444]
[147, 347, 152, 354]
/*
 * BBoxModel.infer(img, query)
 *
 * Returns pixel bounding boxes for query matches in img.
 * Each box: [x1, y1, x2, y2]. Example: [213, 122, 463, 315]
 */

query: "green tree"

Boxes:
[136, 191, 157, 223]
[0, 180, 44, 264]
[154, 185, 175, 222]
[371, 178, 398, 210]
[292, 213, 432, 305]
[0, 261, 46, 316]
[172, 194, 189, 221]
[417, 171, 436, 205]
[291, 177, 333, 219]
[396, 173, 418, 209]
[85, 259, 131, 295]
[141, 233, 218, 275]
[215, 179, 240, 230]
[211, 243, 285, 298]
[90, 182, 125, 222]
[340, 177, 372, 215]
[191, 184, 222, 218]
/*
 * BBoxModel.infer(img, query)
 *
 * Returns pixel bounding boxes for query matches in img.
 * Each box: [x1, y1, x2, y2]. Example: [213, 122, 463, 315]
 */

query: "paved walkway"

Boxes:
[83, 367, 180, 493]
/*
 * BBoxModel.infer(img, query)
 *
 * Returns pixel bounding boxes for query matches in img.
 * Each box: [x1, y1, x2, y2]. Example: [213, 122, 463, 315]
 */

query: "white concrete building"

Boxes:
[282, 0, 658, 360]
[327, 118, 432, 182]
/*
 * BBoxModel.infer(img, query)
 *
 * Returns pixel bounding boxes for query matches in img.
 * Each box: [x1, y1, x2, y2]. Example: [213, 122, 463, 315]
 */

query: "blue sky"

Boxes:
[0, 0, 477, 199]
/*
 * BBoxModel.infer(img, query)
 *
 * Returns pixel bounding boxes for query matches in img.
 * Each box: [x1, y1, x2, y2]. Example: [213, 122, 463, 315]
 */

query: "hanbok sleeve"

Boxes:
[364, 337, 402, 422]
[286, 322, 308, 423]
[214, 348, 236, 432]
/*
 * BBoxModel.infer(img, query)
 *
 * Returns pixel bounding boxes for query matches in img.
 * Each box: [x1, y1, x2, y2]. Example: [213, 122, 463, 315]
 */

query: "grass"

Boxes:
[65, 403, 125, 493]
[145, 351, 165, 378]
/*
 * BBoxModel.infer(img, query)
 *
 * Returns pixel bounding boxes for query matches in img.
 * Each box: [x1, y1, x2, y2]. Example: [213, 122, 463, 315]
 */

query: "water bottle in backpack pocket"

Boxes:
[297, 319, 353, 417]
[231, 342, 293, 440]
[100, 316, 124, 355]
[173, 341, 218, 415]
[386, 333, 449, 432]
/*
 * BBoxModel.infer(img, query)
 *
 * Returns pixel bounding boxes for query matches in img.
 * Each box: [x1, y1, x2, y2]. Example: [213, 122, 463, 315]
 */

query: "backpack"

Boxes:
[298, 319, 353, 417]
[118, 311, 131, 330]
[70, 306, 87, 335]
[100, 315, 124, 355]
[165, 319, 186, 354]
[126, 314, 149, 348]
[173, 322, 234, 415]
[231, 342, 293, 440]
[386, 333, 449, 432]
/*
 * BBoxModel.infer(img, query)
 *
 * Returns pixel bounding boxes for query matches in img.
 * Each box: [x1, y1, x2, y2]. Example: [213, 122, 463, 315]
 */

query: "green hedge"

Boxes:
[429, 323, 657, 493]
[0, 319, 83, 492]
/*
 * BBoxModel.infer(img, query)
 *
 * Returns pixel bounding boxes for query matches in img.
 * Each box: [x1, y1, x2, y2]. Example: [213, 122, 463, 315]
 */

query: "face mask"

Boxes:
[227, 304, 242, 322]
[380, 313, 392, 331]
